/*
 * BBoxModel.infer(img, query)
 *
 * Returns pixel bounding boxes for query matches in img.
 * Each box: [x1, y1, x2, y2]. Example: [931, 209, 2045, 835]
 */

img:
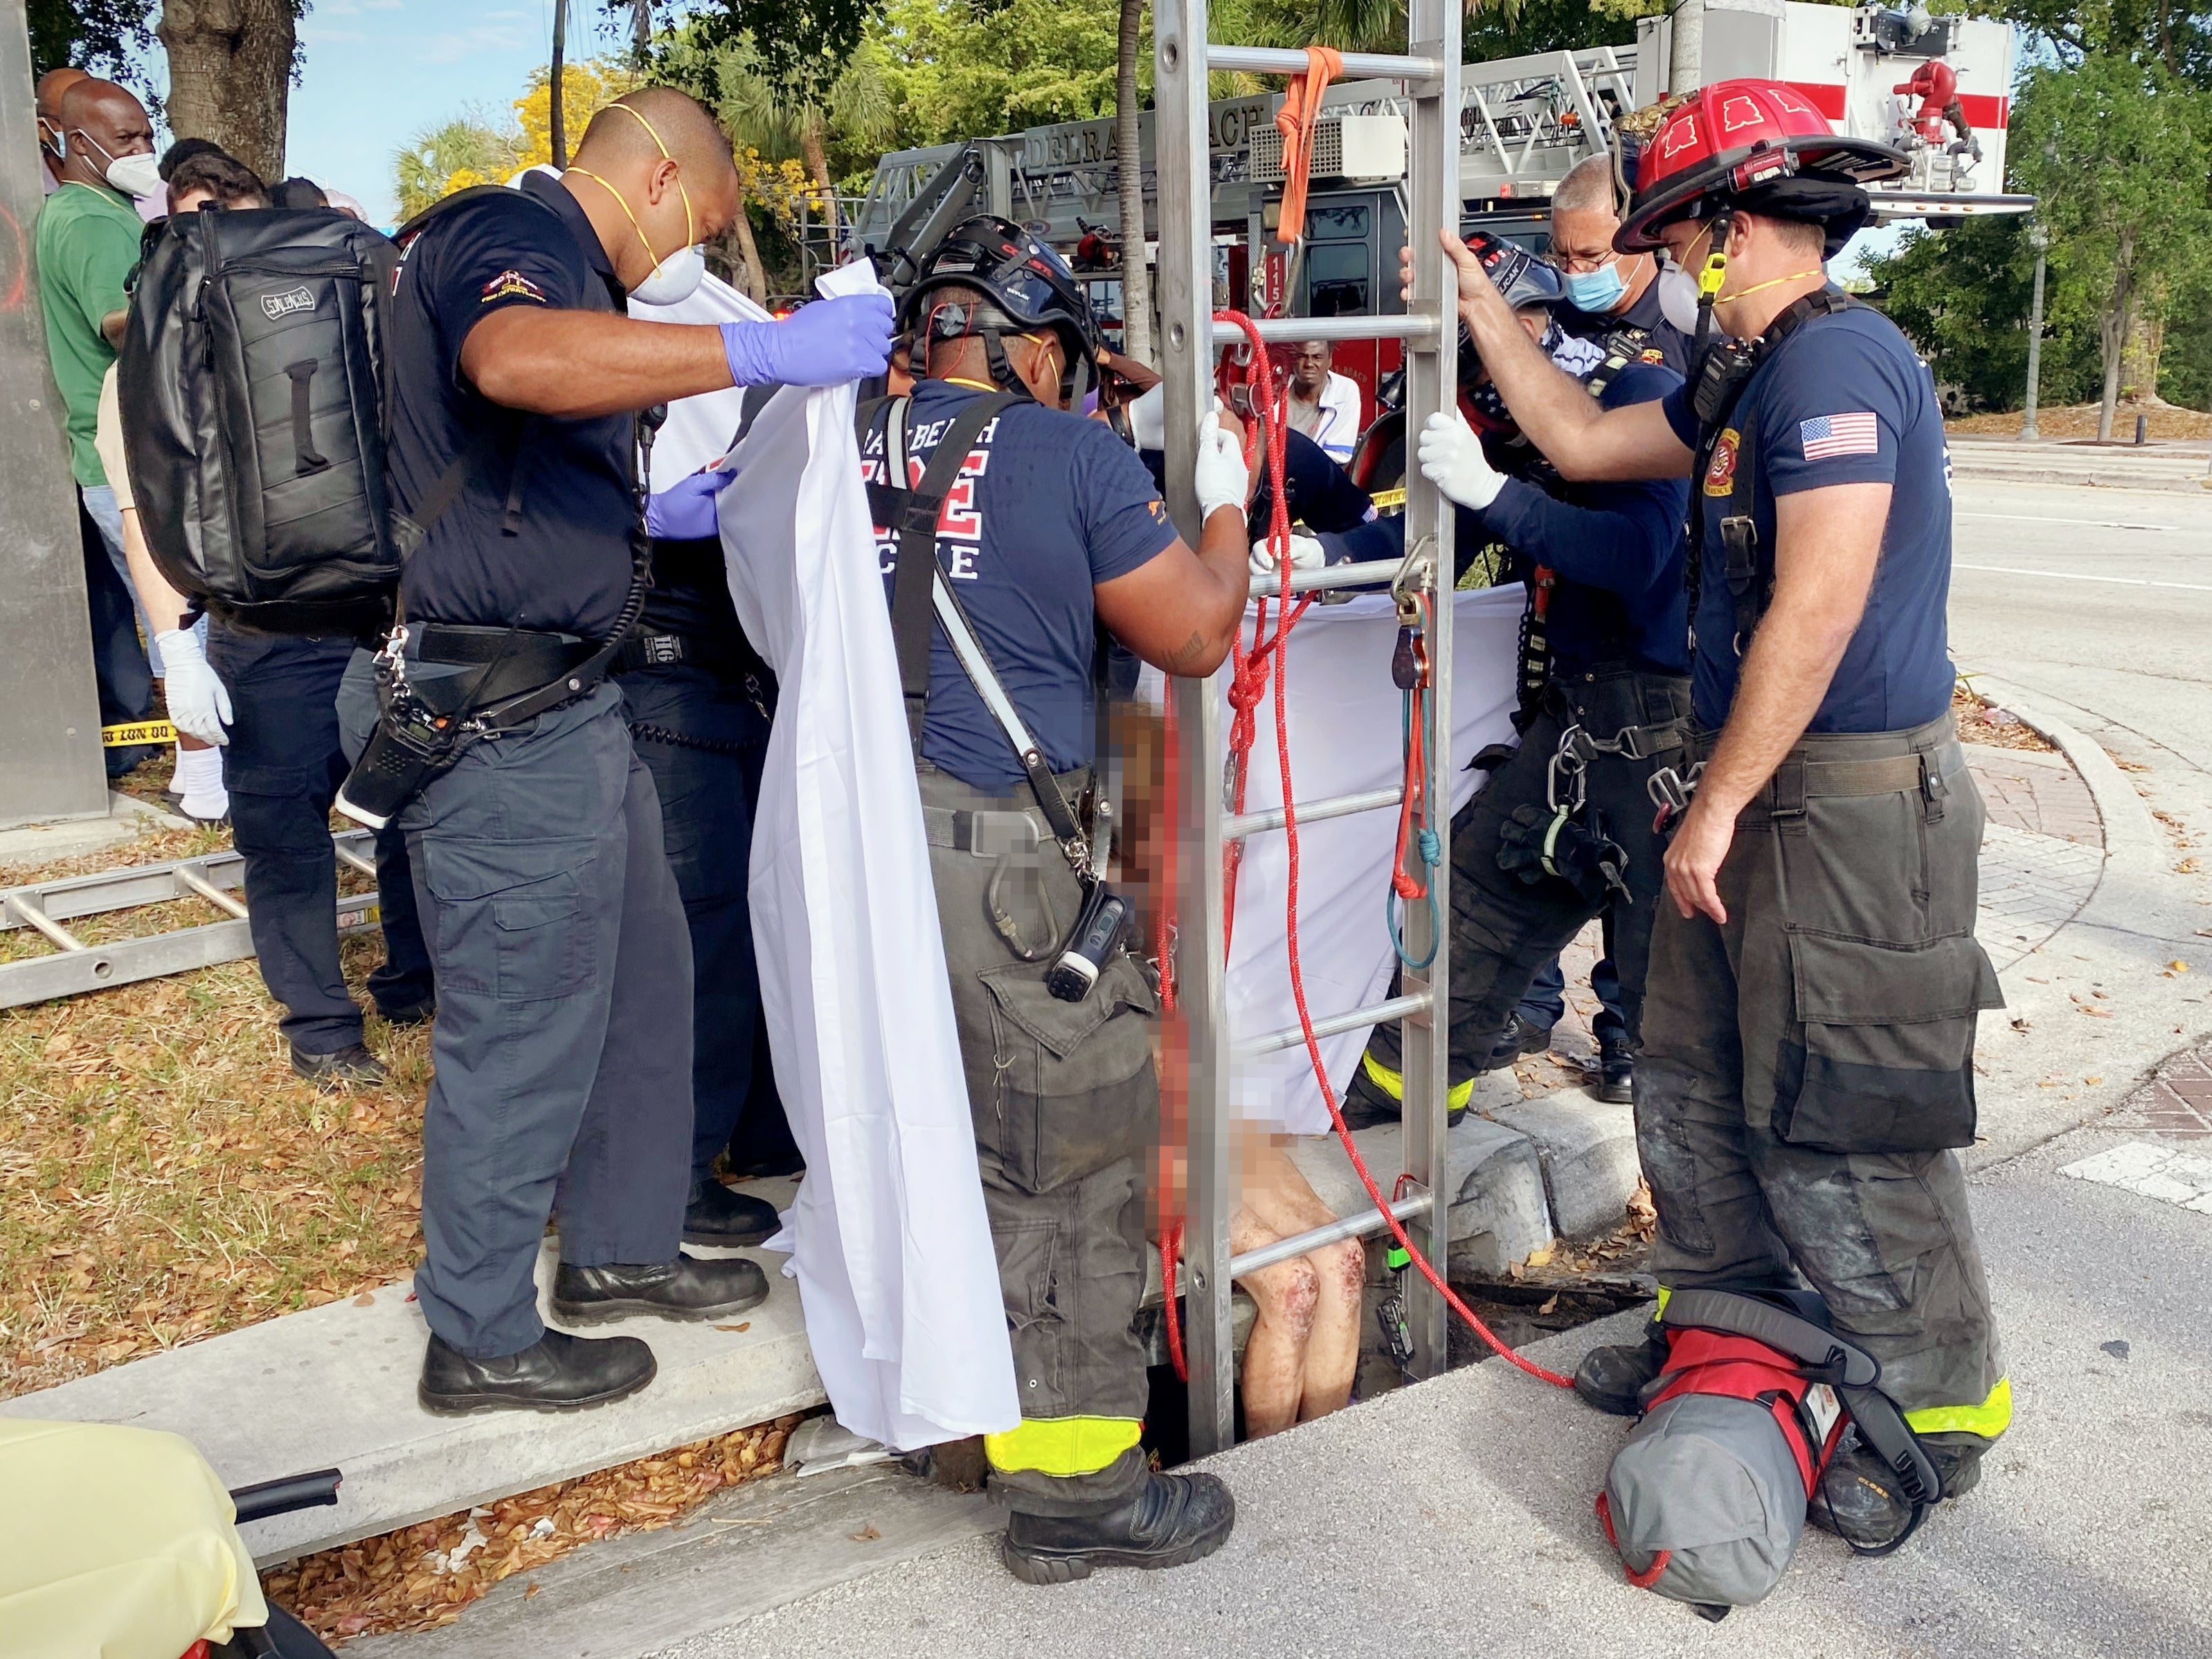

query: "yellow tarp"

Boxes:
[0, 1419, 267, 1659]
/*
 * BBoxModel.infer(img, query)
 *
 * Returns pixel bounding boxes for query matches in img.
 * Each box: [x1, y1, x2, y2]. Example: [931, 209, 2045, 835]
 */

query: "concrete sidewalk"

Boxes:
[654, 1109, 2212, 1659]
[1947, 436, 2211, 494]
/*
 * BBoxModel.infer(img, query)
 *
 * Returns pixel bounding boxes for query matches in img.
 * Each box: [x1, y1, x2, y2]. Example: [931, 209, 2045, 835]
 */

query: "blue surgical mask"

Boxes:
[1565, 262, 1627, 314]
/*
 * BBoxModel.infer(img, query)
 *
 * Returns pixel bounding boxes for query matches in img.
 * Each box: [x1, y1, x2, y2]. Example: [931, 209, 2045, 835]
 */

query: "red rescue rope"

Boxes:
[1156, 310, 1574, 1393]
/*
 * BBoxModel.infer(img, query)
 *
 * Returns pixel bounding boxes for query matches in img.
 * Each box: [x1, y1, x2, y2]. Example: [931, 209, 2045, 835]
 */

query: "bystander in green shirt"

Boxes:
[35, 180, 142, 487]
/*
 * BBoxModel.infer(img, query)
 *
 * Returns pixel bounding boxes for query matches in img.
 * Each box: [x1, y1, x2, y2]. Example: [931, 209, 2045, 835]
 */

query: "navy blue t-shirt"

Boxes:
[1662, 302, 1955, 733]
[388, 173, 639, 638]
[864, 381, 1179, 791]
[1477, 359, 1689, 677]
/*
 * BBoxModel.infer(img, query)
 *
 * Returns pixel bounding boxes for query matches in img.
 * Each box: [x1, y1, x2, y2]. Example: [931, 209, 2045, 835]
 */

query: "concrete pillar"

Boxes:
[0, 0, 109, 830]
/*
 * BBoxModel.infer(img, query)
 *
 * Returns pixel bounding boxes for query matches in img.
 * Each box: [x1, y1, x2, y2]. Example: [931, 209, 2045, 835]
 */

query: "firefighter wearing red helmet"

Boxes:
[1422, 78, 2010, 1550]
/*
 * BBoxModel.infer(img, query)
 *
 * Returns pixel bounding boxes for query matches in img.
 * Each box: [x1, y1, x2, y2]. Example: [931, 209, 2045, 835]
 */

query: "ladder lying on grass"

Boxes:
[0, 834, 382, 1009]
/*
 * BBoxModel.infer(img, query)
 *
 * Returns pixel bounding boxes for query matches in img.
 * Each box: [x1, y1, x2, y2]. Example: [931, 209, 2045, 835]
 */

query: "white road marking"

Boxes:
[1953, 562, 2212, 594]
[1959, 512, 2173, 532]
[2059, 1141, 2212, 1215]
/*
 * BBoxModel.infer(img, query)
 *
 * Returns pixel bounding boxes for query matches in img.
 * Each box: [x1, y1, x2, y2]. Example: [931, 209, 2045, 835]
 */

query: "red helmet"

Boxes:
[1614, 79, 1907, 253]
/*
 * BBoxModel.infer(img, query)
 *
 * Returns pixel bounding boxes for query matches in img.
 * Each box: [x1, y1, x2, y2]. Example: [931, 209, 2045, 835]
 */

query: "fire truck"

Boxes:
[849, 0, 2028, 424]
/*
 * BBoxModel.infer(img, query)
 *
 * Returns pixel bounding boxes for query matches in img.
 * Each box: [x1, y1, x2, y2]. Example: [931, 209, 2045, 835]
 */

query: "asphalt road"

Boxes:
[1950, 479, 2212, 778]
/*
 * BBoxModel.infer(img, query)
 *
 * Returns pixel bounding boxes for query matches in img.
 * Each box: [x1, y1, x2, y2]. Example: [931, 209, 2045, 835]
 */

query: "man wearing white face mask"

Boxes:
[1549, 152, 1693, 379]
[363, 87, 894, 1416]
[36, 78, 181, 771]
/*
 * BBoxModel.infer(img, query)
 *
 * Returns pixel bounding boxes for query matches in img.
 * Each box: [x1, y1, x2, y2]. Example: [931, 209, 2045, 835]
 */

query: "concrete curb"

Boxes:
[1949, 460, 2210, 495]
[1963, 673, 2164, 878]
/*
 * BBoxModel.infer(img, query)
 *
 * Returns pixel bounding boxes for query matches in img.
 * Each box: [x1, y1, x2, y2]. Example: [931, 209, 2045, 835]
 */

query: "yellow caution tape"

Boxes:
[1370, 486, 1408, 512]
[102, 720, 177, 748]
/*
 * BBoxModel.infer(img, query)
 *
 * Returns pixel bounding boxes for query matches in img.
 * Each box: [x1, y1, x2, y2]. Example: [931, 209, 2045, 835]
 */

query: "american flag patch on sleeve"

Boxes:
[1800, 412, 1880, 460]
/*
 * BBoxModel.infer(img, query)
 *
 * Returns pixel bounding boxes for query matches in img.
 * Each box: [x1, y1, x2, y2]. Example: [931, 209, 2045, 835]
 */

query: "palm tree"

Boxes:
[392, 113, 523, 219]
[1116, 0, 1155, 364]
[709, 37, 897, 246]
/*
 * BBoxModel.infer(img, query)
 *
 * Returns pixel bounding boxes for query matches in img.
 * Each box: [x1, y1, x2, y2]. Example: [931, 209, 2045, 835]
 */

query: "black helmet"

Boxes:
[1459, 228, 1567, 311]
[897, 214, 1101, 405]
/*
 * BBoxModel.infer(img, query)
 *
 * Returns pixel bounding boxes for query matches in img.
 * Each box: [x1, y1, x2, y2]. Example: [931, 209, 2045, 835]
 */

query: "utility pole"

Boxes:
[0, 0, 110, 827]
[2021, 220, 2047, 442]
[550, 0, 570, 172]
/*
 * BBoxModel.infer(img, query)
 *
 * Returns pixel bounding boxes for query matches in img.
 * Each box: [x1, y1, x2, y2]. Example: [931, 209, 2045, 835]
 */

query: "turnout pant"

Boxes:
[617, 661, 794, 1183]
[208, 627, 433, 1052]
[393, 684, 694, 1359]
[1358, 668, 1691, 1110]
[919, 764, 1159, 1516]
[1637, 714, 2011, 1442]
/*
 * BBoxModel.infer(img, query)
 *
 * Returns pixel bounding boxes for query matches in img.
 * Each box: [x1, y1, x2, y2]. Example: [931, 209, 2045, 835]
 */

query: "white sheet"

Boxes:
[627, 271, 770, 488]
[713, 264, 1019, 1451]
[1212, 586, 1525, 1133]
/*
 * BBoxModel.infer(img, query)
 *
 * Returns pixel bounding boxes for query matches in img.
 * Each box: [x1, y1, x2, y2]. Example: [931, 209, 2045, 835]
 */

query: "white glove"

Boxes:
[155, 627, 233, 746]
[1417, 410, 1505, 511]
[1250, 532, 1327, 577]
[1193, 411, 1250, 521]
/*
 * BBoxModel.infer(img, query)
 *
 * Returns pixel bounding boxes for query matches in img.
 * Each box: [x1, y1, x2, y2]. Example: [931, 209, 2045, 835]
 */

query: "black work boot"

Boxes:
[1809, 1436, 1984, 1550]
[292, 1042, 388, 1090]
[552, 1254, 769, 1323]
[1592, 1034, 1635, 1104]
[1481, 1012, 1554, 1071]
[682, 1178, 781, 1247]
[1574, 1320, 1669, 1417]
[1000, 1470, 1236, 1585]
[377, 998, 436, 1030]
[419, 1328, 656, 1415]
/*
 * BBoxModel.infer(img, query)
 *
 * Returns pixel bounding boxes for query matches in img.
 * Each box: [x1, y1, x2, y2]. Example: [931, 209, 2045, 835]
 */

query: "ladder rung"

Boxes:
[332, 839, 377, 877]
[1207, 46, 1445, 81]
[1241, 990, 1431, 1057]
[1272, 560, 1407, 596]
[1228, 1192, 1434, 1278]
[1226, 784, 1401, 839]
[175, 863, 250, 920]
[1211, 314, 1443, 347]
[6, 893, 84, 952]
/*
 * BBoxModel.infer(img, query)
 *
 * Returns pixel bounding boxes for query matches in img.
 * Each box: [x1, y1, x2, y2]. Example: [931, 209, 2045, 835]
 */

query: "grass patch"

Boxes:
[1, 807, 430, 1399]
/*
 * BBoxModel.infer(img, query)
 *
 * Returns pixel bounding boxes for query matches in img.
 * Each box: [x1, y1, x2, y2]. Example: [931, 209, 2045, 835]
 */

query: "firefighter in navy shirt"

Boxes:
[1350, 238, 1691, 1127]
[1441, 81, 2007, 1550]
[860, 217, 1250, 1583]
[1549, 152, 1696, 378]
[364, 89, 892, 1415]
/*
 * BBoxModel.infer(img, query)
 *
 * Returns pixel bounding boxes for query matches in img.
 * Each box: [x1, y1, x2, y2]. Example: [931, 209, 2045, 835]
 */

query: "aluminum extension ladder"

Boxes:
[1156, 0, 1463, 1455]
[0, 832, 384, 1009]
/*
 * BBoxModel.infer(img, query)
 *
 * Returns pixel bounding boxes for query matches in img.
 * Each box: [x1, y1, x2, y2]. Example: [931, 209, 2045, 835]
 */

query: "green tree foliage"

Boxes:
[27, 0, 154, 80]
[2009, 54, 2212, 427]
[391, 115, 529, 221]
[1867, 216, 2104, 411]
[868, 0, 1138, 148]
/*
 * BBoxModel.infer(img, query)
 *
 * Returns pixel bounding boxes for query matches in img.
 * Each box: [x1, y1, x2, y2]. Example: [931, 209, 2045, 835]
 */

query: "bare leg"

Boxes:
[1234, 1140, 1363, 1436]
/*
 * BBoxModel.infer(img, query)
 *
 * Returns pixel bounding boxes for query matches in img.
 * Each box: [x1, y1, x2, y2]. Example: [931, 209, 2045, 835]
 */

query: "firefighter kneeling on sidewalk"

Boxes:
[1436, 80, 2010, 1550]
[860, 217, 1252, 1581]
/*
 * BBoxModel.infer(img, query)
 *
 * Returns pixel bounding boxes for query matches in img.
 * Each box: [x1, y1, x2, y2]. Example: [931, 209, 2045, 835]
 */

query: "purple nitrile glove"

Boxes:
[645, 467, 737, 540]
[719, 291, 895, 388]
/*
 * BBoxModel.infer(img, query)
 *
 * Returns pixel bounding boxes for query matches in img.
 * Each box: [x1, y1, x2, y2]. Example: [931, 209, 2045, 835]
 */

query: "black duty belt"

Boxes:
[1546, 667, 1693, 762]
[406, 622, 597, 715]
[610, 628, 763, 681]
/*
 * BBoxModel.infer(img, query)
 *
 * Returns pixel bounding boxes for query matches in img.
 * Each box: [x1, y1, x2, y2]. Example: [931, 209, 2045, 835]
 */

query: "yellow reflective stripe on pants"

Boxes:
[1905, 1374, 2013, 1441]
[984, 1416, 1144, 1478]
[1359, 1053, 1472, 1112]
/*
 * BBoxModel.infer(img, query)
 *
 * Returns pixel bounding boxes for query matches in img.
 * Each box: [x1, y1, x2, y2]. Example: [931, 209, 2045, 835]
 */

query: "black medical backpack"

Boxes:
[119, 204, 404, 634]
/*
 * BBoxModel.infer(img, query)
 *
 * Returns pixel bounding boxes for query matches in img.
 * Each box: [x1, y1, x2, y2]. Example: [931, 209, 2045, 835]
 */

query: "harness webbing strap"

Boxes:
[1687, 290, 1870, 654]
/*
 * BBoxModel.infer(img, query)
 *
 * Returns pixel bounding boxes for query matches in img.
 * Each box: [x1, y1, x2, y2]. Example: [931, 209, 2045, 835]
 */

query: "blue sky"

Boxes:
[287, 0, 569, 224]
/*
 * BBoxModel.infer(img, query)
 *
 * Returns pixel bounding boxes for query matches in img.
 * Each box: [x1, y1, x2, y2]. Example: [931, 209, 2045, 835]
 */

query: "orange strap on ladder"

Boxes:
[1273, 47, 1342, 247]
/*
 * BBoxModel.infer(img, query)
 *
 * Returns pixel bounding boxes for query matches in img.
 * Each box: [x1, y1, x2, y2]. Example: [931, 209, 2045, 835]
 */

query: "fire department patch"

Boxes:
[1640, 346, 1666, 365]
[1704, 427, 1741, 497]
[481, 269, 546, 305]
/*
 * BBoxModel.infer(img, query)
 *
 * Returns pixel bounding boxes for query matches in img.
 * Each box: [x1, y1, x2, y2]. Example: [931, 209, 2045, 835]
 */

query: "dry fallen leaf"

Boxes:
[1537, 1294, 1560, 1316]
[352, 1292, 375, 1308]
[849, 1525, 881, 1543]
[2169, 961, 2191, 974]
[1523, 1246, 1556, 1269]
[2080, 1006, 2113, 1019]
[2085, 1075, 2104, 1086]
[712, 1322, 751, 1333]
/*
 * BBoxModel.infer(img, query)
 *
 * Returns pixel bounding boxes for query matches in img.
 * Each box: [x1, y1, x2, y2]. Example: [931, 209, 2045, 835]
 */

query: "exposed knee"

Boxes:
[1246, 1258, 1320, 1336]
[1314, 1239, 1366, 1309]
